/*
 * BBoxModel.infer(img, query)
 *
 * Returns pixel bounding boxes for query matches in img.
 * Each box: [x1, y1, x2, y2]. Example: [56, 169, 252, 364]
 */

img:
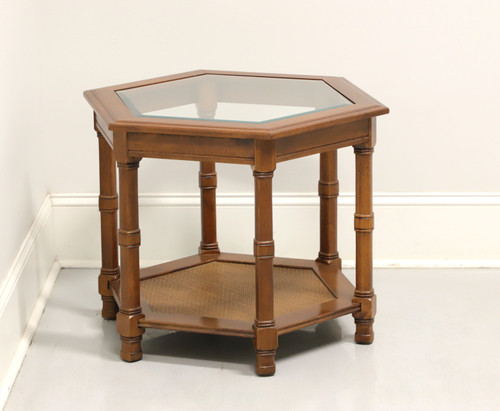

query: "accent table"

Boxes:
[83, 70, 389, 376]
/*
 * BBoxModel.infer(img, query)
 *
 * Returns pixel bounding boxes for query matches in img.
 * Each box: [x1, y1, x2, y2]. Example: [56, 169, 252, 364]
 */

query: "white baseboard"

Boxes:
[52, 192, 500, 266]
[0, 196, 58, 410]
[56, 259, 500, 270]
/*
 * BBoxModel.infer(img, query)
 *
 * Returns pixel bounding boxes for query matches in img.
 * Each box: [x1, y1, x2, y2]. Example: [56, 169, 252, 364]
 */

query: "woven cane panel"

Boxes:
[141, 262, 334, 322]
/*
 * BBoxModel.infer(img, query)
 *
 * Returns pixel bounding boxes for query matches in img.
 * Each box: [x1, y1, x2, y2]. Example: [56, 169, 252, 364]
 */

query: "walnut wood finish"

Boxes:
[116, 159, 145, 362]
[199, 162, 219, 254]
[84, 70, 389, 376]
[253, 140, 278, 375]
[352, 119, 376, 344]
[316, 150, 341, 267]
[97, 133, 119, 319]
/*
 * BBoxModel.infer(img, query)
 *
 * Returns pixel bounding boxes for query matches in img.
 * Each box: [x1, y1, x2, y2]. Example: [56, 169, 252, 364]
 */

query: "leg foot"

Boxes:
[253, 324, 278, 376]
[101, 296, 118, 320]
[120, 336, 143, 362]
[116, 310, 144, 362]
[355, 319, 374, 344]
[255, 349, 276, 376]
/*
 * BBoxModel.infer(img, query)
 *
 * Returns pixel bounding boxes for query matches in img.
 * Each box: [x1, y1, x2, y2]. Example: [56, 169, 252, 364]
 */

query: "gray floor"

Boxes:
[5, 268, 500, 411]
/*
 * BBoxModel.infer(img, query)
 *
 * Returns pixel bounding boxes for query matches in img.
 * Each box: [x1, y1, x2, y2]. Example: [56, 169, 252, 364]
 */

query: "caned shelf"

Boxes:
[110, 253, 360, 338]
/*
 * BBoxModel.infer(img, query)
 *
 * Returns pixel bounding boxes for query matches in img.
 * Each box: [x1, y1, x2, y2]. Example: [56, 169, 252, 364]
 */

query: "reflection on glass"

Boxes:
[117, 74, 352, 123]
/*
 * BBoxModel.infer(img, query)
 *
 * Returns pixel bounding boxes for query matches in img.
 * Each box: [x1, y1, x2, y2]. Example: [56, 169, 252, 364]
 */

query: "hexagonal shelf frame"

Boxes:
[110, 253, 358, 337]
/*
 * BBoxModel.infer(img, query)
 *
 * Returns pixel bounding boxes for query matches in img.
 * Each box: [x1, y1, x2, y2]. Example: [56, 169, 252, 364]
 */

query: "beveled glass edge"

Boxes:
[117, 92, 142, 117]
[320, 79, 354, 105]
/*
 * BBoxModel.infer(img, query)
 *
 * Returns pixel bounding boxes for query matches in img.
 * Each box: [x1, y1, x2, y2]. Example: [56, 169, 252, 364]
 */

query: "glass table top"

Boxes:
[116, 74, 352, 124]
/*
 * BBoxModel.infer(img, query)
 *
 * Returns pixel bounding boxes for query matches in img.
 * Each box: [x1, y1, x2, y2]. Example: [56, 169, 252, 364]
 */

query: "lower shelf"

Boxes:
[110, 252, 360, 337]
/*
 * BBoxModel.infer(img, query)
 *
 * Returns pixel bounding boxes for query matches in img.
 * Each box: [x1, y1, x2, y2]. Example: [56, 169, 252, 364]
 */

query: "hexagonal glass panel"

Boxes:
[116, 74, 352, 124]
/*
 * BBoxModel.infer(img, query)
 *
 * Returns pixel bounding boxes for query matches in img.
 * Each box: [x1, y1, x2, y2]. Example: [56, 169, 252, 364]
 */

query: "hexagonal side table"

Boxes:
[84, 70, 389, 376]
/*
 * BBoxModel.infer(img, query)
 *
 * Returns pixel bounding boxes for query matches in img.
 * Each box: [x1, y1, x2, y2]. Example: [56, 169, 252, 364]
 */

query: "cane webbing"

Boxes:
[141, 261, 334, 322]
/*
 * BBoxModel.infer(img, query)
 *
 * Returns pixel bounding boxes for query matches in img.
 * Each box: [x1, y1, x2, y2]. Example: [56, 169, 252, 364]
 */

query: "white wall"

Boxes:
[0, 1, 53, 403]
[0, 0, 48, 287]
[37, 0, 500, 197]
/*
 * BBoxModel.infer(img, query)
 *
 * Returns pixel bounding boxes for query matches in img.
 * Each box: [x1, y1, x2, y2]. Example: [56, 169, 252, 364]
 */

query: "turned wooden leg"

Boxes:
[116, 159, 144, 362]
[353, 145, 376, 344]
[97, 133, 119, 320]
[316, 150, 341, 268]
[199, 162, 220, 254]
[253, 167, 278, 376]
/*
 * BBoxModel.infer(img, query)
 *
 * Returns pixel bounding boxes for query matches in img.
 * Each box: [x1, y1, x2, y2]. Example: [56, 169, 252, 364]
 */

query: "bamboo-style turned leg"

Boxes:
[116, 159, 144, 362]
[199, 162, 220, 254]
[316, 150, 341, 268]
[353, 145, 376, 344]
[97, 133, 119, 320]
[253, 168, 278, 376]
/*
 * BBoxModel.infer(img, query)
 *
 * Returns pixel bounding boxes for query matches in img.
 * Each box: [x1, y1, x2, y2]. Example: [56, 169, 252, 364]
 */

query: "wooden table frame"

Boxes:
[84, 70, 389, 376]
